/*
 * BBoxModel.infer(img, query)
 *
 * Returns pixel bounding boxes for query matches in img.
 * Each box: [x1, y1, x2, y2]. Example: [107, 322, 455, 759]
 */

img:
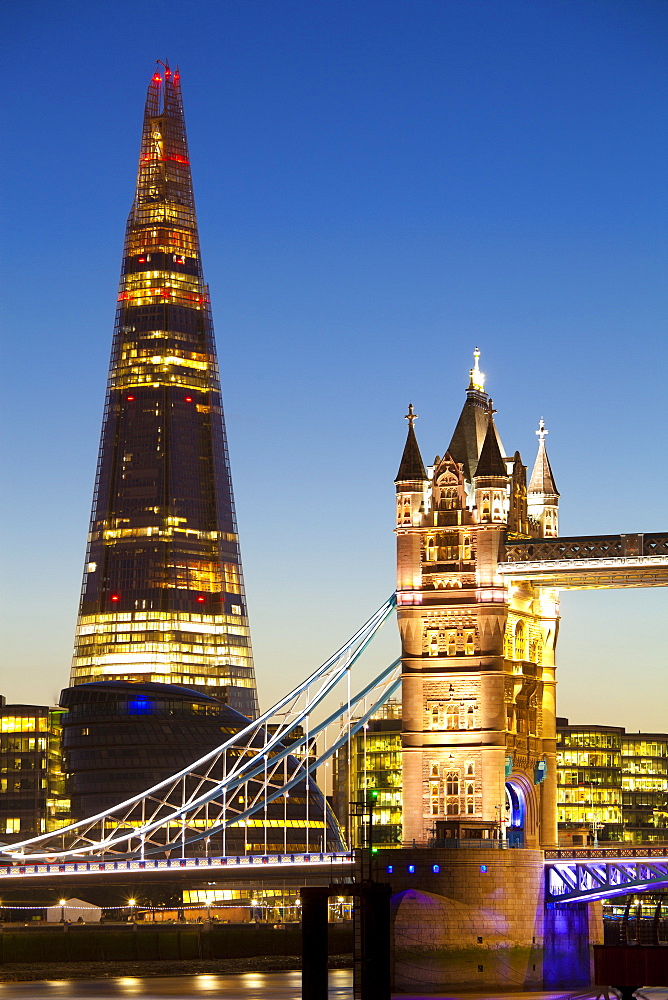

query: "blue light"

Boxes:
[432, 864, 440, 874]
[128, 695, 151, 715]
[480, 864, 488, 873]
[386, 865, 393, 874]
[408, 864, 415, 874]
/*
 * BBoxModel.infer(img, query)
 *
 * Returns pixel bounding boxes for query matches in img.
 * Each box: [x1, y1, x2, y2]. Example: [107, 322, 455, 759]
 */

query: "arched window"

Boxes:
[504, 630, 513, 659]
[465, 631, 474, 655]
[466, 706, 475, 729]
[431, 762, 439, 777]
[514, 621, 526, 661]
[446, 704, 459, 730]
[467, 783, 474, 797]
[446, 772, 459, 796]
[466, 762, 474, 776]
[447, 632, 456, 656]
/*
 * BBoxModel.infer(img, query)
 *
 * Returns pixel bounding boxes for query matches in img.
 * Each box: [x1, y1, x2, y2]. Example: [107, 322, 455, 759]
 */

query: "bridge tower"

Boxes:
[396, 351, 560, 849]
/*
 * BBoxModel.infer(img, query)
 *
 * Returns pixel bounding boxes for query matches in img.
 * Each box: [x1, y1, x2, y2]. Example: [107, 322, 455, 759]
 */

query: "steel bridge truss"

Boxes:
[545, 848, 668, 903]
[501, 532, 668, 589]
[1, 598, 400, 864]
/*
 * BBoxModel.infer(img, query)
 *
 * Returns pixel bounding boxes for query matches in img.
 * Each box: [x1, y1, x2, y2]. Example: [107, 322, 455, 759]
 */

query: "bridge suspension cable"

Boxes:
[2, 596, 399, 863]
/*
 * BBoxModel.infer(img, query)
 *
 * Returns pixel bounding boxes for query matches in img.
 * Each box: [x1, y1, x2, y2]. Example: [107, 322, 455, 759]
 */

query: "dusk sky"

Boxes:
[1, 1, 666, 730]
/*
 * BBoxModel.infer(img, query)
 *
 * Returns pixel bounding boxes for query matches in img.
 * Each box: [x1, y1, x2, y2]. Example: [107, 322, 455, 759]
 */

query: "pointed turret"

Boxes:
[528, 419, 559, 537]
[474, 402, 507, 478]
[473, 404, 509, 524]
[528, 419, 559, 496]
[447, 349, 504, 482]
[396, 404, 426, 482]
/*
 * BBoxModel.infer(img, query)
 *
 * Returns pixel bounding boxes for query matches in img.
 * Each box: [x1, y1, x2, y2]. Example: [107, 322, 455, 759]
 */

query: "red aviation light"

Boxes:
[196, 595, 206, 603]
[126, 395, 135, 401]
[184, 396, 193, 403]
[110, 594, 120, 602]
[153, 73, 162, 83]
[137, 256, 146, 264]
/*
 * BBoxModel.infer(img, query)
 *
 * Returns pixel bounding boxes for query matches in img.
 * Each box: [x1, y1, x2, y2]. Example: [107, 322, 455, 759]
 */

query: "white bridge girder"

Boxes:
[545, 848, 668, 903]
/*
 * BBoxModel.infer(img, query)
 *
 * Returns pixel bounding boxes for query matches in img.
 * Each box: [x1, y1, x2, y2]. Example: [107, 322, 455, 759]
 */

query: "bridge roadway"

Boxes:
[501, 531, 668, 589]
[0, 851, 355, 890]
[3, 844, 668, 904]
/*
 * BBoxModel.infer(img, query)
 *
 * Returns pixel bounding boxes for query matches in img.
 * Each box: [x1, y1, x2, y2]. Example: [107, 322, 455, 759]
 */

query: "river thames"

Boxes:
[0, 970, 619, 999]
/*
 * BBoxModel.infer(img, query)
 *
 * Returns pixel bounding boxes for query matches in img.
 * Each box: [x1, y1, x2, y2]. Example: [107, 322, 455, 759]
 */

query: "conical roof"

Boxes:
[396, 407, 426, 482]
[447, 350, 504, 481]
[529, 421, 559, 496]
[474, 407, 507, 478]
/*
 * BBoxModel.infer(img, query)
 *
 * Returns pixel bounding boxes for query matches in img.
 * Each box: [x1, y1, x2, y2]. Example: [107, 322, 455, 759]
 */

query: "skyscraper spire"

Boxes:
[71, 64, 259, 718]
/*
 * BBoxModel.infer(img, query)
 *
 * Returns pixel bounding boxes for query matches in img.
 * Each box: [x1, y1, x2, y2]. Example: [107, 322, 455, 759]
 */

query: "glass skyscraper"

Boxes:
[71, 64, 258, 719]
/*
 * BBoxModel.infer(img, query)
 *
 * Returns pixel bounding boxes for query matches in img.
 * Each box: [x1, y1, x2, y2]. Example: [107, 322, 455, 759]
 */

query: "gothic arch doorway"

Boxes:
[505, 779, 525, 847]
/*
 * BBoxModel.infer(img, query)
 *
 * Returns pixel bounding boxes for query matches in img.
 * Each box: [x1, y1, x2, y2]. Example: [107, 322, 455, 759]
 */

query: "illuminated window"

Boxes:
[467, 706, 475, 729]
[446, 705, 459, 730]
[514, 621, 526, 661]
[430, 780, 440, 815]
[446, 772, 459, 796]
[5, 818, 20, 834]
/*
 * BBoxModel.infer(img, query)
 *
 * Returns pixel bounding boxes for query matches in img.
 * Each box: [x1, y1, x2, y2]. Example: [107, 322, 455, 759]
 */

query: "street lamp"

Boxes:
[59, 899, 67, 922]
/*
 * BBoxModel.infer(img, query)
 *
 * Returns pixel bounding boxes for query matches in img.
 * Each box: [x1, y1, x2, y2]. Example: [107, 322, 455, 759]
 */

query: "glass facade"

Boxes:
[0, 701, 69, 841]
[622, 734, 668, 843]
[556, 719, 668, 845]
[71, 65, 258, 718]
[332, 700, 402, 849]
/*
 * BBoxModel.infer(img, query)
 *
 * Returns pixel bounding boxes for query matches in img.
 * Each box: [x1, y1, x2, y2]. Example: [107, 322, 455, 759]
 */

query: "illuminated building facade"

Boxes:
[556, 720, 668, 845]
[555, 720, 623, 845]
[71, 64, 258, 718]
[0, 700, 69, 842]
[396, 352, 560, 849]
[332, 700, 402, 849]
[622, 733, 668, 843]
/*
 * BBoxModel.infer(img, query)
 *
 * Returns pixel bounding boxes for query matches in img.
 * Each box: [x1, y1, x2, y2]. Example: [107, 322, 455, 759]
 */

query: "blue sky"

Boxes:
[1, 0, 666, 729]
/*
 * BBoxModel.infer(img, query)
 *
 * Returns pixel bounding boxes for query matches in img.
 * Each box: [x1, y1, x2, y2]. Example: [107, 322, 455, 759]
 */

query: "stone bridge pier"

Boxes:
[378, 847, 601, 992]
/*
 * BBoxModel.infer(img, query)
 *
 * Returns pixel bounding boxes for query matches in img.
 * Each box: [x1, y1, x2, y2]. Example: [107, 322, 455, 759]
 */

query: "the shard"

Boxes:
[71, 63, 259, 719]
